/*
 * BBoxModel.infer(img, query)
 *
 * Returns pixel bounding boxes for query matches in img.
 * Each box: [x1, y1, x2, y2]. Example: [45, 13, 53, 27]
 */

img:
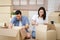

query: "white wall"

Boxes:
[48, 0, 60, 12]
[29, 11, 38, 21]
[48, 0, 55, 12]
[54, 0, 60, 11]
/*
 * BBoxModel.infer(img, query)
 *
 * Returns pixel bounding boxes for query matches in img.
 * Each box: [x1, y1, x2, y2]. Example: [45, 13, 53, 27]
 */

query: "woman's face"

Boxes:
[39, 10, 44, 17]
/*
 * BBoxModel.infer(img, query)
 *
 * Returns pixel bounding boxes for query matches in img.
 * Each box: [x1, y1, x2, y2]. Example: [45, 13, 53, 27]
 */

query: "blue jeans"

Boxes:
[32, 26, 36, 39]
[32, 31, 36, 39]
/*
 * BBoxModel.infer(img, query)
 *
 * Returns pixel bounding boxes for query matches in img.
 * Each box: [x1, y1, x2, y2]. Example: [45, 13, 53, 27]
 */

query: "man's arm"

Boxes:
[9, 22, 13, 29]
[9, 17, 15, 29]
[25, 17, 30, 29]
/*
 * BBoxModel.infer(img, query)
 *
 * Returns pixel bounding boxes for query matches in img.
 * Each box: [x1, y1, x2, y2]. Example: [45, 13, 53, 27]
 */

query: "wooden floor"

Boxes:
[25, 38, 36, 40]
[26, 39, 35, 40]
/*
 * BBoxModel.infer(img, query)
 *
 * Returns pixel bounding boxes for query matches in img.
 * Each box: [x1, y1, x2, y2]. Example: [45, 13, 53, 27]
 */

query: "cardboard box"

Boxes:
[55, 23, 60, 40]
[47, 30, 56, 40]
[0, 27, 27, 40]
[36, 25, 47, 40]
[0, 28, 20, 40]
[47, 24, 56, 30]
[36, 24, 56, 40]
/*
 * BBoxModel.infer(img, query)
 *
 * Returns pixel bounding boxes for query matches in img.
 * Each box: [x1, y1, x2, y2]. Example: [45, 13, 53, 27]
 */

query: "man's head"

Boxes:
[15, 10, 22, 20]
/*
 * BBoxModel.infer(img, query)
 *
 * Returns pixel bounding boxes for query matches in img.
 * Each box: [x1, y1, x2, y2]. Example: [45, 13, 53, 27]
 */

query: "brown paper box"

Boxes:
[0, 27, 27, 40]
[55, 24, 60, 40]
[36, 25, 47, 40]
[47, 24, 56, 30]
[20, 28, 27, 40]
[47, 30, 56, 40]
[0, 28, 21, 40]
[36, 24, 56, 40]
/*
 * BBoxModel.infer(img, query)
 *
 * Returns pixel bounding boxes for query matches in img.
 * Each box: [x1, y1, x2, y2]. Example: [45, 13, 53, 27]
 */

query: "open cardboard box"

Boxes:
[55, 23, 60, 40]
[36, 24, 56, 40]
[0, 27, 27, 40]
[47, 24, 56, 30]
[0, 27, 21, 40]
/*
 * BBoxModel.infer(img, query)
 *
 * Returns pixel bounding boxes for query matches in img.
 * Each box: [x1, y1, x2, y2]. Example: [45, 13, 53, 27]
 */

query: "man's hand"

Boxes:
[25, 24, 29, 29]
[8, 23, 13, 29]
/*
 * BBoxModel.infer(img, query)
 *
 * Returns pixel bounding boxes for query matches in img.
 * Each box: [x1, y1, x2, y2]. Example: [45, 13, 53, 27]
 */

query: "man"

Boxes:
[9, 10, 31, 39]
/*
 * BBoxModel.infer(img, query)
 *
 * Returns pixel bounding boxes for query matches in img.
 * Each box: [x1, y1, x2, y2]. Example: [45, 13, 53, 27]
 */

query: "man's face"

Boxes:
[16, 14, 22, 20]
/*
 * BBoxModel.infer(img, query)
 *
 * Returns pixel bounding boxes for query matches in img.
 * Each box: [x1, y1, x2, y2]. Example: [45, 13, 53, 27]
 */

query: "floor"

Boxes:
[25, 38, 36, 40]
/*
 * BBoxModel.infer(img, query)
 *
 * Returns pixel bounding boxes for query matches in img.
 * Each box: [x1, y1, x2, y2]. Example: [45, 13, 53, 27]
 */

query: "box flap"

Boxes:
[0, 28, 19, 37]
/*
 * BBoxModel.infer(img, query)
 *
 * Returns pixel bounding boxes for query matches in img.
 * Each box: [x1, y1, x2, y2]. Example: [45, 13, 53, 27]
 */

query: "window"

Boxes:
[12, 0, 48, 11]
[37, 0, 44, 5]
[20, 0, 27, 5]
[29, 0, 36, 5]
[13, 0, 20, 5]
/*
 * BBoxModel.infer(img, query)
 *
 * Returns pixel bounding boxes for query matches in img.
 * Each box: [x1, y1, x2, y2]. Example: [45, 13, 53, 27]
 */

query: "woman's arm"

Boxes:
[31, 20, 38, 26]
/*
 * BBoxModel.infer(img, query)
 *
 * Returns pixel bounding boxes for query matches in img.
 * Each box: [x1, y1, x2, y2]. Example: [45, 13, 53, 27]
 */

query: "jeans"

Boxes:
[32, 26, 36, 39]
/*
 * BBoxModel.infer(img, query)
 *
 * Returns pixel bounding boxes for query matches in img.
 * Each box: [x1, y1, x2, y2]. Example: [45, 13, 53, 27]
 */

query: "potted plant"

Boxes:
[11, 12, 16, 18]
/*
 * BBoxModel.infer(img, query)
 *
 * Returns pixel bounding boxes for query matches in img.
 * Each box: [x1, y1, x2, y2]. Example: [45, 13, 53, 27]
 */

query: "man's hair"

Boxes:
[15, 10, 22, 15]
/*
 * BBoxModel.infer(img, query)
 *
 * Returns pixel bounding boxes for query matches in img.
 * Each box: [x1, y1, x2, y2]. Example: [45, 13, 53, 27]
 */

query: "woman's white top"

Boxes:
[32, 15, 48, 24]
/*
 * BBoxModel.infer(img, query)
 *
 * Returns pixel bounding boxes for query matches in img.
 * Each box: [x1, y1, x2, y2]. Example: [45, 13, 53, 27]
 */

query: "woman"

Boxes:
[32, 7, 48, 25]
[31, 7, 48, 39]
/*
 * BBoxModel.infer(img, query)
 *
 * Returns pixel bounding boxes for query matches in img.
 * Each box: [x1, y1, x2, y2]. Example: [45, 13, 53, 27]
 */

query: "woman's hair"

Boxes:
[38, 7, 46, 20]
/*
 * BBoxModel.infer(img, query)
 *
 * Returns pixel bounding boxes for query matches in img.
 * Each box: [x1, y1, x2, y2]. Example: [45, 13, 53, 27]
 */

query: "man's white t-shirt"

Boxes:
[32, 15, 48, 24]
[19, 21, 22, 26]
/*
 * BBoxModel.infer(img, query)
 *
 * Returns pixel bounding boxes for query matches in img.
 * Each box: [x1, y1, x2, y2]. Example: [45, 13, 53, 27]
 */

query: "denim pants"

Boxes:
[32, 26, 36, 38]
